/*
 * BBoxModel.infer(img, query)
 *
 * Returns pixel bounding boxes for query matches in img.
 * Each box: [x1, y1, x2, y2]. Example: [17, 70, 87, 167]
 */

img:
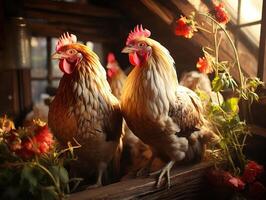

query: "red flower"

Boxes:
[175, 16, 196, 38]
[5, 131, 22, 151]
[227, 176, 245, 191]
[214, 3, 230, 24]
[196, 57, 213, 74]
[242, 161, 264, 183]
[207, 169, 232, 186]
[207, 169, 245, 191]
[249, 181, 266, 200]
[16, 125, 54, 159]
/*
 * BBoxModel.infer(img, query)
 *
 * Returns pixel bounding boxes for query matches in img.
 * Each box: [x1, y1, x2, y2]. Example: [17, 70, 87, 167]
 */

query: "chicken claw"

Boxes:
[155, 161, 175, 188]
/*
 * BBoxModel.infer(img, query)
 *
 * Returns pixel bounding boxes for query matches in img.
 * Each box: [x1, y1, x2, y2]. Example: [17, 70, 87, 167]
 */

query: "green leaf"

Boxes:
[222, 98, 239, 114]
[21, 165, 38, 193]
[40, 186, 59, 200]
[212, 76, 224, 92]
[49, 166, 69, 185]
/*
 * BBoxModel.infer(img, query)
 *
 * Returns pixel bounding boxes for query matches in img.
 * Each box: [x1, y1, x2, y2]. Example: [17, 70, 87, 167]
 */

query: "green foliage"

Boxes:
[212, 73, 238, 92]
[193, 11, 265, 176]
[0, 130, 82, 200]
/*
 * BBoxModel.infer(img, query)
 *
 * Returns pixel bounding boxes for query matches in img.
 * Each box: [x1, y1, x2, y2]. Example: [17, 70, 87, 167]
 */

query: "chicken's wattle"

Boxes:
[59, 59, 76, 74]
[107, 66, 118, 78]
[129, 52, 142, 67]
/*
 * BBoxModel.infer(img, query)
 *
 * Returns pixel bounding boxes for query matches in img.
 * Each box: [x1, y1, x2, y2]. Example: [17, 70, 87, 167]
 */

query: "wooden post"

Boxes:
[258, 0, 266, 81]
[47, 37, 52, 86]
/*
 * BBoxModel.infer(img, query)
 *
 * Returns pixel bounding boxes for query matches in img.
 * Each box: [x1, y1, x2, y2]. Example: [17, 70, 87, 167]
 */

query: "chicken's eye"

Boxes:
[138, 42, 146, 48]
[66, 49, 77, 55]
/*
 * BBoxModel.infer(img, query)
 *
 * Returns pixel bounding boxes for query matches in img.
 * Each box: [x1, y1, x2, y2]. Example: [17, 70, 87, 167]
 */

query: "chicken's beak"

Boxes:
[121, 46, 137, 53]
[51, 52, 62, 60]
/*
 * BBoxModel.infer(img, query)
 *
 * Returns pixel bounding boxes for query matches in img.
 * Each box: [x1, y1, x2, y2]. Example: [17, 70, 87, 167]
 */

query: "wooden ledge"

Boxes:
[69, 162, 213, 200]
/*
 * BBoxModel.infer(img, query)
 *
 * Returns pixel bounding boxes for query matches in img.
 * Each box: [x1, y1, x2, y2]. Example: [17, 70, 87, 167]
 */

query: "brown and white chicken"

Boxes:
[121, 25, 217, 187]
[48, 33, 123, 187]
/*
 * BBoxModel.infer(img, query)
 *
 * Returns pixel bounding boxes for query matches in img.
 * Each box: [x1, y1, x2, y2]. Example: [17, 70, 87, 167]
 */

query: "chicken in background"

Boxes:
[180, 71, 223, 105]
[121, 25, 219, 187]
[24, 94, 51, 125]
[48, 33, 123, 188]
[106, 52, 127, 98]
[106, 52, 157, 177]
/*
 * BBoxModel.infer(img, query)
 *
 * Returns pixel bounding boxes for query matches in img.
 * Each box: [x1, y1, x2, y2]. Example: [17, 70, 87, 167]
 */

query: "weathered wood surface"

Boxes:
[23, 0, 121, 18]
[69, 162, 213, 200]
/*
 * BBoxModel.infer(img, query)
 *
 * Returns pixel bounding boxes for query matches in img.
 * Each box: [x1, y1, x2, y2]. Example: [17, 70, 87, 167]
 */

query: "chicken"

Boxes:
[106, 52, 155, 176]
[180, 71, 223, 105]
[106, 52, 127, 98]
[24, 94, 50, 124]
[120, 25, 217, 187]
[48, 33, 122, 187]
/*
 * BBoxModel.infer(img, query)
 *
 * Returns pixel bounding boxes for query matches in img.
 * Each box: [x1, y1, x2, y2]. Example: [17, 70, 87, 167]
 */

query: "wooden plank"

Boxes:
[250, 125, 266, 138]
[0, 0, 4, 50]
[69, 162, 213, 200]
[23, 0, 122, 18]
[140, 0, 174, 25]
[17, 69, 32, 122]
[0, 70, 20, 121]
[25, 10, 121, 28]
[27, 21, 118, 43]
[257, 0, 266, 81]
[46, 37, 52, 85]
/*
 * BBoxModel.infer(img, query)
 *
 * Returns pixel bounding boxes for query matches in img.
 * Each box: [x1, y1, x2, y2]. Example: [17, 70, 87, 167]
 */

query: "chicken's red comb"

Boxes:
[56, 32, 77, 51]
[107, 52, 116, 63]
[126, 25, 151, 45]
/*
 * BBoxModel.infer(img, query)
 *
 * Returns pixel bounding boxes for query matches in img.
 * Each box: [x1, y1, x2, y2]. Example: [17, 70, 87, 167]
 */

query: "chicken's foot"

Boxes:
[152, 161, 175, 188]
[87, 162, 106, 189]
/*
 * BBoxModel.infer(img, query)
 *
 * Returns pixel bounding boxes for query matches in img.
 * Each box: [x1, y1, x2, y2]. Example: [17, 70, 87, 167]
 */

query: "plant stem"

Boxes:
[198, 13, 244, 92]
[195, 26, 212, 34]
[33, 162, 62, 196]
[230, 130, 245, 170]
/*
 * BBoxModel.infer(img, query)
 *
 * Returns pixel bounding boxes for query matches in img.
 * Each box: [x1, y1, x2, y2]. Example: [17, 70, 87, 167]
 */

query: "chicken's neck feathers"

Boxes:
[57, 58, 118, 138]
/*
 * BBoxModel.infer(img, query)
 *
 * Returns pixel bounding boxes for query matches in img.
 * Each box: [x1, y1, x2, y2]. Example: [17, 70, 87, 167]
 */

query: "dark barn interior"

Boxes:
[0, 0, 266, 199]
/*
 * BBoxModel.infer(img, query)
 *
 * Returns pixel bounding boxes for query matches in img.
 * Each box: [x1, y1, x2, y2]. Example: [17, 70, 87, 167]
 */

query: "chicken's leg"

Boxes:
[87, 162, 107, 189]
[153, 161, 175, 188]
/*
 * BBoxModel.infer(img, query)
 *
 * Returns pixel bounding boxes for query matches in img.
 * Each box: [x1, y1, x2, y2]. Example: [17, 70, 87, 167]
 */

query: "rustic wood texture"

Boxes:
[69, 162, 213, 200]
[0, 70, 20, 120]
[258, 0, 266, 81]
[23, 0, 121, 18]
[22, 0, 125, 45]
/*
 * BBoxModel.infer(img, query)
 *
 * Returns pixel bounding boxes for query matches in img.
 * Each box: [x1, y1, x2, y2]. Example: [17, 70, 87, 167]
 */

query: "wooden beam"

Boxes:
[251, 125, 266, 138]
[46, 37, 52, 85]
[140, 0, 174, 25]
[69, 162, 213, 200]
[0, 0, 5, 50]
[25, 10, 120, 28]
[23, 0, 121, 18]
[27, 21, 118, 43]
[257, 0, 266, 81]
